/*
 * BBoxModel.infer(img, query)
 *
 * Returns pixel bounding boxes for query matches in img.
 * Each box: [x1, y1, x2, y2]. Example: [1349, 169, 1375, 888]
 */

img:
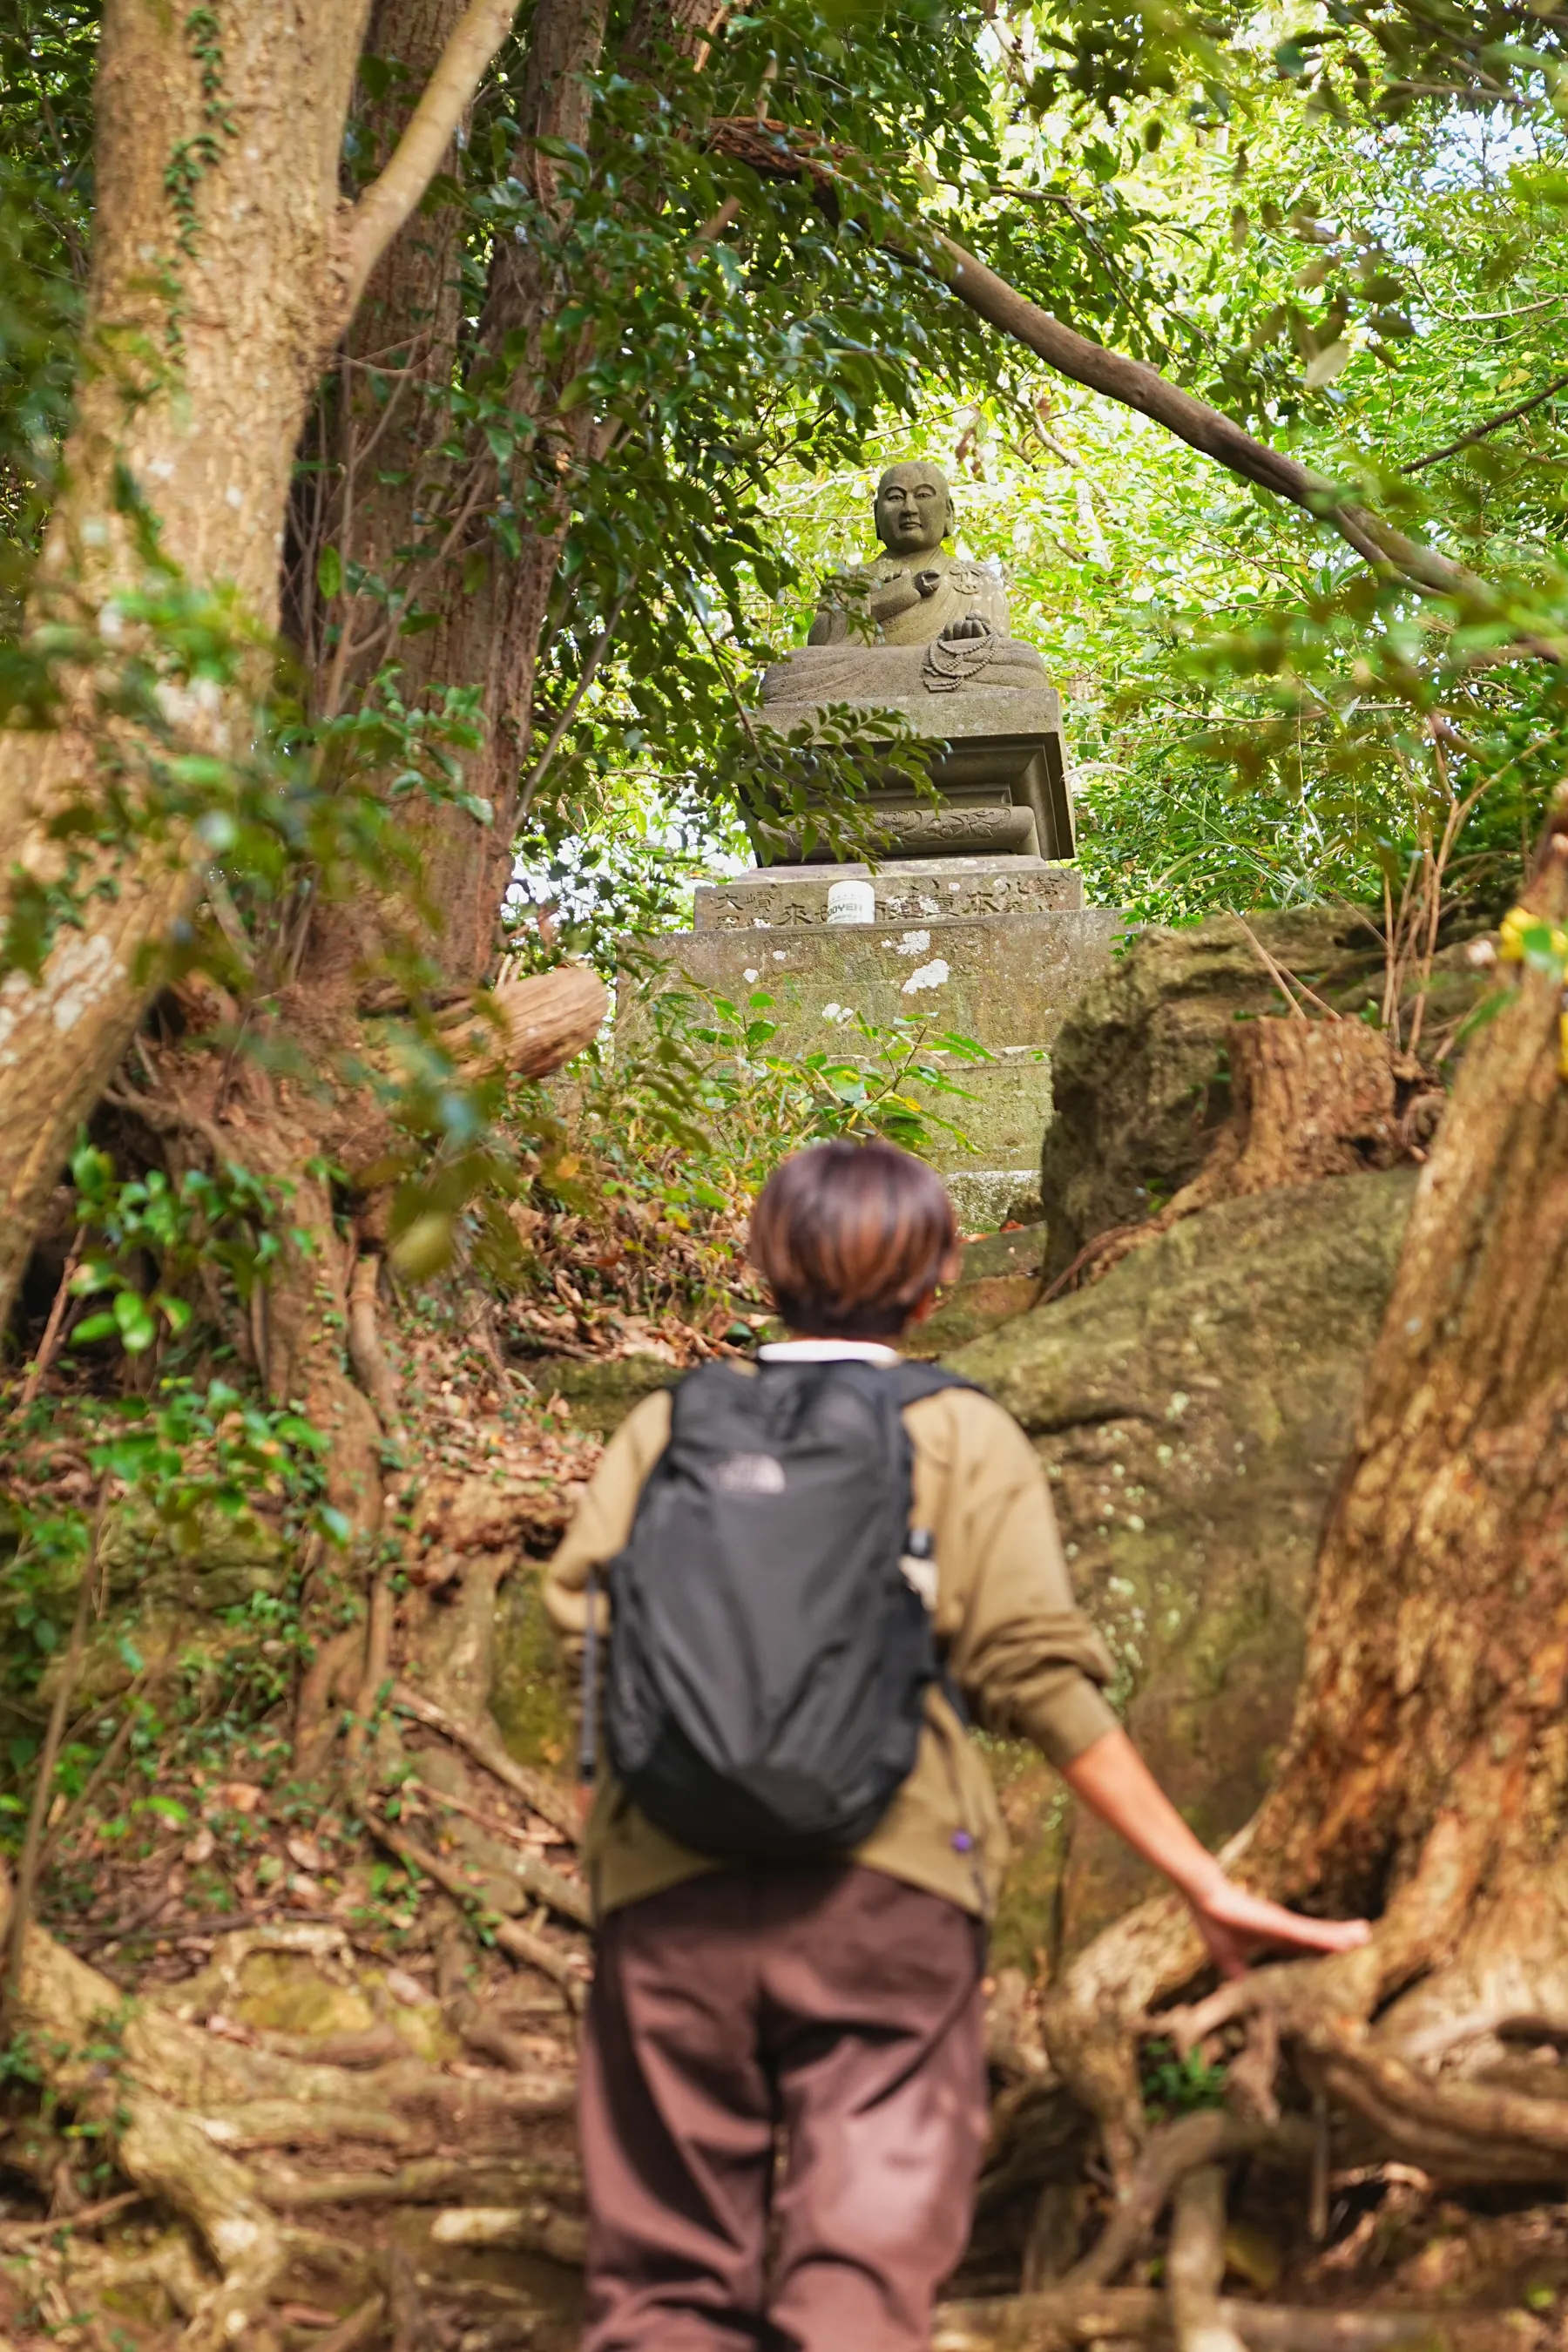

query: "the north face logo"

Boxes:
[713, 1453, 787, 1496]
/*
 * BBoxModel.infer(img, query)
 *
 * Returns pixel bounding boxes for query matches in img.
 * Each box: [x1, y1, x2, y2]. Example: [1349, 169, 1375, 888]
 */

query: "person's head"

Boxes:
[872, 461, 952, 558]
[749, 1140, 962, 1339]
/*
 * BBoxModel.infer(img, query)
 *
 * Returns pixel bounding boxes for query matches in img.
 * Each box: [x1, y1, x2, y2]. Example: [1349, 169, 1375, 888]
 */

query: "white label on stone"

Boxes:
[826, 878, 877, 925]
[902, 958, 950, 996]
[893, 929, 930, 956]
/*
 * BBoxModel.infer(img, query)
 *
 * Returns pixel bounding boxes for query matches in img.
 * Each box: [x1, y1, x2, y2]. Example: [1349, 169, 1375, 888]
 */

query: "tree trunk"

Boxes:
[1043, 812, 1568, 2188]
[1068, 1016, 1406, 1290]
[296, 0, 614, 998]
[0, 0, 517, 1328]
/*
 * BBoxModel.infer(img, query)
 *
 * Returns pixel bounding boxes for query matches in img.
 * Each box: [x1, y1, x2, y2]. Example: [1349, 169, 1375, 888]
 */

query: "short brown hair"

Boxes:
[749, 1141, 959, 1339]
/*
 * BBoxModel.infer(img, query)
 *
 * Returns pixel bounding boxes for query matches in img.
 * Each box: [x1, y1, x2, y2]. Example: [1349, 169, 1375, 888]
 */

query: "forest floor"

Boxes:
[3, 1220, 1568, 2349]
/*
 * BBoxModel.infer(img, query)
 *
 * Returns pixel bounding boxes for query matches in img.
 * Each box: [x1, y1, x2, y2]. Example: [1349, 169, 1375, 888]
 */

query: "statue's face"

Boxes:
[873, 463, 950, 557]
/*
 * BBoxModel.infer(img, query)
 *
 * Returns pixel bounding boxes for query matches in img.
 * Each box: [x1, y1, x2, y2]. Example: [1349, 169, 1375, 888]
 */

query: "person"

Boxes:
[544, 1139, 1369, 2352]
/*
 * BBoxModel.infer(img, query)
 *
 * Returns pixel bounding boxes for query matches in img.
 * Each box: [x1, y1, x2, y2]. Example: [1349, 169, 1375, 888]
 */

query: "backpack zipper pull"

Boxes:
[900, 1525, 938, 1611]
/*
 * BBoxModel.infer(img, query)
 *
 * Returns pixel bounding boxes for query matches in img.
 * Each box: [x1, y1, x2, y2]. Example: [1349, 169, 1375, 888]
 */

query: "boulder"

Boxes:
[1038, 907, 1480, 1279]
[906, 1225, 1045, 1357]
[953, 1166, 1417, 1960]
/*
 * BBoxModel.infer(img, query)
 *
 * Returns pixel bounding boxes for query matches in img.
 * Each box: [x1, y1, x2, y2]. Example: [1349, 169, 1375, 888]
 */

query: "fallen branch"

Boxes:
[0, 2188, 145, 2245]
[17, 1223, 84, 1409]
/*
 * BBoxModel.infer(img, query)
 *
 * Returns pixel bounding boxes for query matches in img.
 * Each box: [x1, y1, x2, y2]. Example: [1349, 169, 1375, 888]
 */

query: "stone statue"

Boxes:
[761, 459, 1048, 706]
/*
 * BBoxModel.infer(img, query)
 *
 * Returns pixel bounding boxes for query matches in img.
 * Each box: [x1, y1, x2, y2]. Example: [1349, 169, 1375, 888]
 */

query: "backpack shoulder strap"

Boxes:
[888, 1360, 988, 1407]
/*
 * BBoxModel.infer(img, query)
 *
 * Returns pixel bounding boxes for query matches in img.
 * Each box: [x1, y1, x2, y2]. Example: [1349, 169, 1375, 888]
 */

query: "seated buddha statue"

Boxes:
[761, 459, 1049, 706]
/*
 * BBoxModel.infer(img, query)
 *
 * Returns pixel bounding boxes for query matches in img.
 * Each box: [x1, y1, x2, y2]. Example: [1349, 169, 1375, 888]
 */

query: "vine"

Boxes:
[160, 6, 238, 355]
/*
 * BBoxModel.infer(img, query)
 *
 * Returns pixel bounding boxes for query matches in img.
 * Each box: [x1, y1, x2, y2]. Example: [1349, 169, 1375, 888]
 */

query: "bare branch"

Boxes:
[1402, 372, 1568, 473]
[706, 121, 1558, 630]
[930, 233, 1474, 599]
[337, 0, 519, 329]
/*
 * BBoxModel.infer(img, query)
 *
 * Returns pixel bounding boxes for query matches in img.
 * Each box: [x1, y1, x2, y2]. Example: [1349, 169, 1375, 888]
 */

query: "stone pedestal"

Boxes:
[755, 686, 1074, 863]
[617, 855, 1121, 1231]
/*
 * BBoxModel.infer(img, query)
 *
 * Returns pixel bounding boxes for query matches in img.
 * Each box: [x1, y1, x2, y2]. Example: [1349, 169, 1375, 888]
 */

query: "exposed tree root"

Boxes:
[1063, 2115, 1312, 2293]
[262, 2156, 581, 2209]
[367, 1811, 590, 2010]
[0, 1869, 584, 2342]
[390, 1681, 579, 1839]
[403, 1774, 592, 1925]
[347, 1250, 406, 1442]
[932, 2291, 1523, 2352]
[428, 2199, 586, 2263]
[1166, 2167, 1246, 2352]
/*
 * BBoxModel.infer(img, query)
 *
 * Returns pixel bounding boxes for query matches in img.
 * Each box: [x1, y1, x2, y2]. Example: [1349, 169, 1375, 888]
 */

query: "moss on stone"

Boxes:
[527, 1355, 678, 1437]
[491, 1567, 578, 1777]
[954, 1167, 1416, 1958]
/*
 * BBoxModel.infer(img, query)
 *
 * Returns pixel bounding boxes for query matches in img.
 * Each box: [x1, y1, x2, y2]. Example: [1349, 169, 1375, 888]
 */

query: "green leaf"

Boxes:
[69, 1313, 119, 1346]
[316, 544, 343, 598]
[112, 1289, 158, 1352]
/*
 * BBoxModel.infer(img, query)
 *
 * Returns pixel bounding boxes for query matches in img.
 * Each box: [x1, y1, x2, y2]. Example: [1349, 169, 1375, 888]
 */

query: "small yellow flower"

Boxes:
[1500, 905, 1533, 962]
[1499, 905, 1568, 964]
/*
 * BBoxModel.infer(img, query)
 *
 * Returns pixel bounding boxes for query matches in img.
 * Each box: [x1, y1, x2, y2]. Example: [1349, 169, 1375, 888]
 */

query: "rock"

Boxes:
[953, 1166, 1417, 1958]
[905, 1225, 1045, 1358]
[525, 1355, 678, 1437]
[1038, 907, 1482, 1279]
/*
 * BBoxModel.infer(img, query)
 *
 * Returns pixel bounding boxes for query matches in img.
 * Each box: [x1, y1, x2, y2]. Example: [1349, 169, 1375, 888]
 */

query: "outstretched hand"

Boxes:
[1183, 1865, 1371, 1981]
[1061, 1727, 1370, 1980]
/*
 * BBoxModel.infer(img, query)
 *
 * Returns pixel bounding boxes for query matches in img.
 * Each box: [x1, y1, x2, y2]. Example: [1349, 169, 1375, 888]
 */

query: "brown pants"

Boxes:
[578, 1865, 988, 2352]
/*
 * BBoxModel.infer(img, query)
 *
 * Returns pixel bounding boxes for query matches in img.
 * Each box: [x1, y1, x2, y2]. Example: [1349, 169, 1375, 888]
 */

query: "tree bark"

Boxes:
[298, 0, 615, 997]
[0, 0, 518, 1328]
[1042, 807, 1568, 2188]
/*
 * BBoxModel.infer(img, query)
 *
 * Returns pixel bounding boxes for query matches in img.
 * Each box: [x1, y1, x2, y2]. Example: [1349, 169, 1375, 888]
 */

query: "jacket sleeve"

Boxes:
[936, 1400, 1120, 1768]
[542, 1390, 672, 1653]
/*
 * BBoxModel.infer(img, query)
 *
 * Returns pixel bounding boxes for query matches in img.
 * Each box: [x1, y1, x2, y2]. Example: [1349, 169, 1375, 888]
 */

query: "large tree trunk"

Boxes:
[296, 0, 614, 998]
[0, 0, 517, 1328]
[1042, 808, 1568, 2189]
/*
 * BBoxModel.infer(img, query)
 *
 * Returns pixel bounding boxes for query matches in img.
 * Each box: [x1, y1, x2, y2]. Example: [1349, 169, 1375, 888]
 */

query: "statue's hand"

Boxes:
[940, 612, 993, 642]
[913, 569, 943, 598]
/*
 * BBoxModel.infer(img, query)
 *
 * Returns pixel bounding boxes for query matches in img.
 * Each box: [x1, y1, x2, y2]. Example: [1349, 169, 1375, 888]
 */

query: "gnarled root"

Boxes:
[932, 2290, 1522, 2351]
[0, 1885, 575, 2342]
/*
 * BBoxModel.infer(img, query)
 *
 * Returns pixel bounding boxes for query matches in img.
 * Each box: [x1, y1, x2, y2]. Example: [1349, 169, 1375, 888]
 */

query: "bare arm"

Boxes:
[1062, 1727, 1370, 1979]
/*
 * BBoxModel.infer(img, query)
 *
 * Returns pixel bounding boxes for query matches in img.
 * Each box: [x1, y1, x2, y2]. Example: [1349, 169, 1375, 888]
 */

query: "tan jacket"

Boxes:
[544, 1372, 1119, 1922]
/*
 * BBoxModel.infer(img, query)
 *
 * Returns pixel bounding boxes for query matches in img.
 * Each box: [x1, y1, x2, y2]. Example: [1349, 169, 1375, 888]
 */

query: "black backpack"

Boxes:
[580, 1356, 978, 1862]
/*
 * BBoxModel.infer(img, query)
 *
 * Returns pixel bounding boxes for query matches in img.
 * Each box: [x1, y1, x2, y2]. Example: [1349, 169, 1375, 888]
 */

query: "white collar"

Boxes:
[757, 1339, 902, 1366]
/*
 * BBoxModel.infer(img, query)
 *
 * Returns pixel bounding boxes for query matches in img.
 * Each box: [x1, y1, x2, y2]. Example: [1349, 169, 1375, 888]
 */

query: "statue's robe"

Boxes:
[761, 555, 1047, 705]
